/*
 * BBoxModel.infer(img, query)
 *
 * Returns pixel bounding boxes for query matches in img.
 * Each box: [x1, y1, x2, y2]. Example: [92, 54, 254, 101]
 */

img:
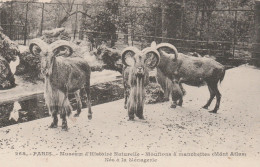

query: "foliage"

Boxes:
[0, 0, 255, 55]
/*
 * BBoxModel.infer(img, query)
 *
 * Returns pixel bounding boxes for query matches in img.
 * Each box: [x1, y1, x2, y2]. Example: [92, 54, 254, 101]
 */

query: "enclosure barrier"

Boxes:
[0, 1, 258, 61]
[253, 0, 260, 66]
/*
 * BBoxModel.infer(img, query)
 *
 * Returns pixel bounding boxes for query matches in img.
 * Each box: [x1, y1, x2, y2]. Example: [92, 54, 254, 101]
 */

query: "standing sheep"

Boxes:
[29, 39, 92, 130]
[150, 42, 225, 113]
[122, 46, 160, 120]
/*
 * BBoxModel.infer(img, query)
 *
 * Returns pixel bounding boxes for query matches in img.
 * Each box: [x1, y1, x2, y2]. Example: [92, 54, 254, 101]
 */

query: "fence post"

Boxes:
[253, 0, 260, 66]
[74, 4, 79, 40]
[232, 11, 237, 58]
[9, 1, 13, 39]
[161, 6, 167, 42]
[24, 2, 29, 45]
[40, 3, 44, 36]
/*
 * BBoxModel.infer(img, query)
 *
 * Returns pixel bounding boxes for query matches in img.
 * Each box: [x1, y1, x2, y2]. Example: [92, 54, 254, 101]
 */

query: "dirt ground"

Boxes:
[0, 65, 259, 167]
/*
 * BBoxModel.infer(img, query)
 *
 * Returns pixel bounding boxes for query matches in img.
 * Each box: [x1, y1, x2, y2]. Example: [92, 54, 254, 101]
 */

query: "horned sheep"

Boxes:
[151, 42, 225, 113]
[122, 46, 160, 120]
[29, 39, 92, 130]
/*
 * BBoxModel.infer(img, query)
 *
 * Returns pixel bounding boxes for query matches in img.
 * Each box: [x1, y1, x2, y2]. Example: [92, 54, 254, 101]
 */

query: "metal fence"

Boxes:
[0, 1, 256, 58]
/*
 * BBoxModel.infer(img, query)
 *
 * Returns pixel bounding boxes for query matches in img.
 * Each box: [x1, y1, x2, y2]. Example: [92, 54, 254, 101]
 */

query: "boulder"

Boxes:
[145, 82, 165, 104]
[0, 31, 19, 63]
[40, 27, 71, 44]
[73, 39, 104, 71]
[16, 45, 42, 80]
[0, 31, 19, 89]
[95, 43, 123, 73]
[0, 56, 15, 89]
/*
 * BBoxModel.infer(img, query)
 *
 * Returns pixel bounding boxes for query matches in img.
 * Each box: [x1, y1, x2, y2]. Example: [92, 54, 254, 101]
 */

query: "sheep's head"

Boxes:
[151, 41, 178, 61]
[121, 46, 160, 79]
[29, 39, 73, 76]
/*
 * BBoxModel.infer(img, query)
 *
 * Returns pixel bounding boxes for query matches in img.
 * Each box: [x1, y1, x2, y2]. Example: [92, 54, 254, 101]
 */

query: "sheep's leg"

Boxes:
[163, 79, 171, 101]
[49, 106, 58, 128]
[124, 88, 129, 109]
[61, 112, 68, 131]
[171, 100, 177, 108]
[179, 83, 186, 96]
[210, 83, 221, 113]
[74, 90, 82, 117]
[178, 97, 183, 106]
[85, 83, 92, 120]
[203, 83, 216, 109]
[60, 85, 70, 130]
[128, 108, 135, 121]
[136, 106, 145, 120]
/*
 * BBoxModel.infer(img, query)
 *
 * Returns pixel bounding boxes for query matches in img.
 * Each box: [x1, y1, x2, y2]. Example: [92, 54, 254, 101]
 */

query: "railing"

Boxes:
[0, 1, 257, 58]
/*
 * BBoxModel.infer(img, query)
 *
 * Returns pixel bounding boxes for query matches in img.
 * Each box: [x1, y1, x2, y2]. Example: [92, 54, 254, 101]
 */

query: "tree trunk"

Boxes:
[57, 15, 69, 28]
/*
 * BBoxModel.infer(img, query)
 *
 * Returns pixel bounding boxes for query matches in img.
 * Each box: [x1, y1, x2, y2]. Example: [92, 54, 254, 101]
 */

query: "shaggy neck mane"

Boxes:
[128, 68, 146, 114]
[44, 58, 72, 116]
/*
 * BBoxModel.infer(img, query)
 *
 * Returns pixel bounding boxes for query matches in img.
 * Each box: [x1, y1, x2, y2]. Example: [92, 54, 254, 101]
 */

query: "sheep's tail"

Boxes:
[219, 69, 225, 84]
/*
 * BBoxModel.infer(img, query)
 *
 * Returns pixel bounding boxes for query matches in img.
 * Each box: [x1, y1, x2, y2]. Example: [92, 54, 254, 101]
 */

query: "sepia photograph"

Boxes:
[0, 0, 259, 166]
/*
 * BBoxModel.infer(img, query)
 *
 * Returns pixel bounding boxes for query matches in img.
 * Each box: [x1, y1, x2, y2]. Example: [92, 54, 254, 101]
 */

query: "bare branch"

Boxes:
[56, 0, 71, 15]
[68, 11, 93, 19]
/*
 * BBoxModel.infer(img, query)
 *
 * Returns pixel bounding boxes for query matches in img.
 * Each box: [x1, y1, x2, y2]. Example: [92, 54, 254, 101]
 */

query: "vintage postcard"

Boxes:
[0, 0, 259, 166]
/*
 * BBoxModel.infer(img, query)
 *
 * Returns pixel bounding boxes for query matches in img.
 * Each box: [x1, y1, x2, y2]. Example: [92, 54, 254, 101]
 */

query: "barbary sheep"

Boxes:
[29, 39, 92, 130]
[122, 46, 160, 120]
[150, 42, 225, 113]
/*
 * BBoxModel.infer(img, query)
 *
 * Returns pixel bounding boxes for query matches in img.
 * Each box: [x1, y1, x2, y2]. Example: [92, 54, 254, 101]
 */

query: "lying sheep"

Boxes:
[150, 42, 225, 113]
[29, 39, 92, 130]
[122, 46, 160, 120]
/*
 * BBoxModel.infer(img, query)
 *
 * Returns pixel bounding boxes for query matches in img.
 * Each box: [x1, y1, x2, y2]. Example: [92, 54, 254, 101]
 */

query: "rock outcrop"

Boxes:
[0, 30, 19, 89]
[0, 56, 15, 89]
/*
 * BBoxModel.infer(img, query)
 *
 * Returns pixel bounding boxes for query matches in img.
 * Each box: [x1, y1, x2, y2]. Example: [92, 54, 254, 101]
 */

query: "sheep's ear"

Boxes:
[29, 43, 42, 56]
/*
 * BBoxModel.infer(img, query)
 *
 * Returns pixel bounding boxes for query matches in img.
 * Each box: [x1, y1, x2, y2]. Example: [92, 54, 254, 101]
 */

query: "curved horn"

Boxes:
[156, 43, 178, 61]
[142, 47, 160, 69]
[121, 46, 140, 66]
[50, 40, 74, 57]
[29, 38, 49, 56]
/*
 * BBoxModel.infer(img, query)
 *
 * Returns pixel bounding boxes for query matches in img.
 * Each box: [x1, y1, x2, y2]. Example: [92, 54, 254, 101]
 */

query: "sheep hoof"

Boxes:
[124, 105, 127, 109]
[49, 123, 57, 128]
[202, 106, 208, 109]
[62, 125, 68, 131]
[136, 114, 145, 120]
[209, 110, 217, 114]
[171, 104, 177, 108]
[74, 113, 80, 117]
[88, 114, 92, 120]
[128, 118, 134, 121]
[177, 103, 183, 106]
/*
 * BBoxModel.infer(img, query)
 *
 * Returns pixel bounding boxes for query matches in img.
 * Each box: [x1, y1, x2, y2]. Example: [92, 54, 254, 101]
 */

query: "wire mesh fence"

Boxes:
[0, 1, 256, 58]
